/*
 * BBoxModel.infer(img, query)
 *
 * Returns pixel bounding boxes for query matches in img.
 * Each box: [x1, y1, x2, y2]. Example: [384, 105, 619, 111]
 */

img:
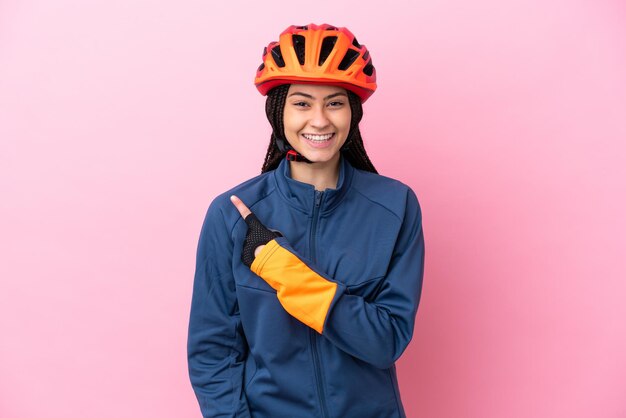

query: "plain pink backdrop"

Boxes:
[1, 0, 625, 417]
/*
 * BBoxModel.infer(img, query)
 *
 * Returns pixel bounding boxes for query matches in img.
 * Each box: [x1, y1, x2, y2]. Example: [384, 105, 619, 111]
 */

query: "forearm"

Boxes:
[322, 291, 417, 369]
[250, 235, 424, 369]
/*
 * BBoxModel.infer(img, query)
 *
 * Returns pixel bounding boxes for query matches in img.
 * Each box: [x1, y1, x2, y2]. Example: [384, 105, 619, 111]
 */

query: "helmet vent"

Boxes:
[318, 36, 338, 66]
[271, 46, 286, 68]
[362, 51, 369, 61]
[363, 59, 374, 76]
[338, 49, 360, 71]
[258, 63, 265, 72]
[325, 26, 337, 31]
[352, 37, 361, 48]
[292, 34, 306, 65]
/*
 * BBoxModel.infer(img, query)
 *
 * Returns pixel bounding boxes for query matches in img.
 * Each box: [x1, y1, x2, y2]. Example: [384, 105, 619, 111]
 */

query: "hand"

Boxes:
[230, 195, 282, 267]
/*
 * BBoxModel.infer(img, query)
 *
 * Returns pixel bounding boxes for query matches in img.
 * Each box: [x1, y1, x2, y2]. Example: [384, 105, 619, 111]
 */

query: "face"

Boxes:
[283, 84, 351, 165]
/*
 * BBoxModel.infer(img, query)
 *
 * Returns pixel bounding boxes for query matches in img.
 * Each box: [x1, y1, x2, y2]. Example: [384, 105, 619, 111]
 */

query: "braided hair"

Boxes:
[261, 84, 378, 174]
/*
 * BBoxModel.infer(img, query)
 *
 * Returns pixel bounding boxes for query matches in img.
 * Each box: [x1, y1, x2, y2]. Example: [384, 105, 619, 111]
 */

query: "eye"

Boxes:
[328, 101, 345, 107]
[293, 101, 310, 107]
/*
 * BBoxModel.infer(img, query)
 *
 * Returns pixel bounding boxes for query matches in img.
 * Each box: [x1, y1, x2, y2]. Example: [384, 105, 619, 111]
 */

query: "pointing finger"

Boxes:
[230, 195, 252, 219]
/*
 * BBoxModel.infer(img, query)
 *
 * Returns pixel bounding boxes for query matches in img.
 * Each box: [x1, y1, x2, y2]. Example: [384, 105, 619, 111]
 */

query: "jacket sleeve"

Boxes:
[187, 199, 252, 418]
[250, 188, 425, 370]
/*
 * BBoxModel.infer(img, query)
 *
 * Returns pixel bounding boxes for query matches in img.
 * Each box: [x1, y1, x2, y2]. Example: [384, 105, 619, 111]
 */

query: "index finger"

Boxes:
[229, 195, 252, 219]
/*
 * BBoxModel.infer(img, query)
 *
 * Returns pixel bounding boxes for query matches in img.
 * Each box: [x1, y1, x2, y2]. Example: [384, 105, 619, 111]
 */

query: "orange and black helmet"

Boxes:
[254, 23, 377, 102]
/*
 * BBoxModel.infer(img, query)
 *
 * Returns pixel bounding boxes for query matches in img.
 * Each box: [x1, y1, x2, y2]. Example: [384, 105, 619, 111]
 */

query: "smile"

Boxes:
[302, 133, 334, 142]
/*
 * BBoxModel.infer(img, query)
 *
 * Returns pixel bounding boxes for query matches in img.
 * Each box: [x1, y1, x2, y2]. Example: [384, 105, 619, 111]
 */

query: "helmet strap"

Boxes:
[340, 138, 352, 152]
[275, 135, 313, 164]
[286, 150, 312, 163]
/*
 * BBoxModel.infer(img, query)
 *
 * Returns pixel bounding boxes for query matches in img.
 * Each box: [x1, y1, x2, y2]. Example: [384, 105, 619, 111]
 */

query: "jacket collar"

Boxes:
[273, 153, 354, 215]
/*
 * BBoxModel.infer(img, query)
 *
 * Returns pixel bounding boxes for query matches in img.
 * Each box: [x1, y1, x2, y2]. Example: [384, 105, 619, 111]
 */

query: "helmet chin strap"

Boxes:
[275, 136, 313, 164]
[275, 135, 352, 164]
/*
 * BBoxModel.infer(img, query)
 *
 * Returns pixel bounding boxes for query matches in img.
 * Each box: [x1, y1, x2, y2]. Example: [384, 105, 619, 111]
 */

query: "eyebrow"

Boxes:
[287, 91, 348, 100]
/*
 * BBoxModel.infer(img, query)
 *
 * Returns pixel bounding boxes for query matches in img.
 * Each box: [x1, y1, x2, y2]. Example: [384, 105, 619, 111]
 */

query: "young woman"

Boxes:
[187, 23, 425, 418]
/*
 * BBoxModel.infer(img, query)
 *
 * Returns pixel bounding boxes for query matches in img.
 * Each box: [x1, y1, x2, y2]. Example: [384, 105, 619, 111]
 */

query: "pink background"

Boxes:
[1, 0, 625, 417]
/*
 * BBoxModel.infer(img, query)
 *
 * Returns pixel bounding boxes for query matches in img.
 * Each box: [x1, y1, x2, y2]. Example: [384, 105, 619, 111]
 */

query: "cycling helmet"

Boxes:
[254, 23, 377, 102]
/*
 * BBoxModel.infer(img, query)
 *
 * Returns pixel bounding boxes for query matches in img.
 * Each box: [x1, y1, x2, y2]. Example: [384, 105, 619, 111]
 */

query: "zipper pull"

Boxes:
[315, 191, 322, 207]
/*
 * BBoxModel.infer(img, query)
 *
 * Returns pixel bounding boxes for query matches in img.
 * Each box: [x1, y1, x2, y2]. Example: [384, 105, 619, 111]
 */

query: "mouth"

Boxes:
[301, 132, 335, 148]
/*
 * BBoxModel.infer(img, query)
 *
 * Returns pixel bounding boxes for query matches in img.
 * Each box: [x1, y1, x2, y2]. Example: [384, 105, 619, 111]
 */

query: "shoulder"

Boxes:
[350, 168, 421, 219]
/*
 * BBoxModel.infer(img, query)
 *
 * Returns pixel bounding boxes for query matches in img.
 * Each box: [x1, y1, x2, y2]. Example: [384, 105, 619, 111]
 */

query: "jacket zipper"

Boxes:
[310, 190, 329, 418]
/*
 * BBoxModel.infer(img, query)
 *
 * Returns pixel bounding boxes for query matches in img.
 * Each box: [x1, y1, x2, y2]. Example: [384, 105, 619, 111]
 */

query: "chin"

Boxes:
[297, 144, 346, 164]
[299, 150, 341, 164]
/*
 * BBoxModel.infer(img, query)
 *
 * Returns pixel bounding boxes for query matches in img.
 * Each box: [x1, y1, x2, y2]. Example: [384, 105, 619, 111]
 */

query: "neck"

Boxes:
[289, 153, 341, 191]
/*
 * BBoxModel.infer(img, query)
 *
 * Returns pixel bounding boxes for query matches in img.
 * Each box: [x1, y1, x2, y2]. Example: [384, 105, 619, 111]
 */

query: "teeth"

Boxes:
[303, 133, 333, 141]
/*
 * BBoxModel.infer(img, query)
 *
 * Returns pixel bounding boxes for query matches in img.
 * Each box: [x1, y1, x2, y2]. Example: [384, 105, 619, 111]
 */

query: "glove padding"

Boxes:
[242, 213, 282, 267]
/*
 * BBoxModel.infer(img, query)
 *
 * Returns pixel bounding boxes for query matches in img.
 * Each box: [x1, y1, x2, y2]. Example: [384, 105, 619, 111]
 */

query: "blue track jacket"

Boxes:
[187, 154, 425, 418]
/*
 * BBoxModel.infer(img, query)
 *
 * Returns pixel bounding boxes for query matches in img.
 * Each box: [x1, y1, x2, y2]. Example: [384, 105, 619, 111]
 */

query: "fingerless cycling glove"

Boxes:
[242, 213, 282, 267]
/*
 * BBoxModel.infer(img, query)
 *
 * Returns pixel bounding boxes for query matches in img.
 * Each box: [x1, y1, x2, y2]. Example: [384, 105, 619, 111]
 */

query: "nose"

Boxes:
[309, 105, 330, 130]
